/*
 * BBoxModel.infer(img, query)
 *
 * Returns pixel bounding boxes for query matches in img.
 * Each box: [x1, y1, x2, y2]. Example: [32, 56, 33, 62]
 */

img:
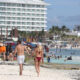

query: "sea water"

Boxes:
[50, 48, 80, 56]
[44, 48, 80, 64]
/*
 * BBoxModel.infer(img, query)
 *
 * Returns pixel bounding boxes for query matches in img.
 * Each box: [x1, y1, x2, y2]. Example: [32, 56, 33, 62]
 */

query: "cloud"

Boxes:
[47, 16, 61, 24]
[47, 15, 80, 30]
[53, 0, 80, 6]
[64, 15, 80, 22]
[47, 16, 64, 29]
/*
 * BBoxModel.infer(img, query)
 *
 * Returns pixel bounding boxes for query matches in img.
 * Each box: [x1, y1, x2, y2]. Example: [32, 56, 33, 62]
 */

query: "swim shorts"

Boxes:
[17, 55, 25, 64]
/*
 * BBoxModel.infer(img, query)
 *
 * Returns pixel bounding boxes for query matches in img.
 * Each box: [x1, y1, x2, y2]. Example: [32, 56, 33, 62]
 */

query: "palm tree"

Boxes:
[74, 25, 80, 31]
[61, 25, 70, 32]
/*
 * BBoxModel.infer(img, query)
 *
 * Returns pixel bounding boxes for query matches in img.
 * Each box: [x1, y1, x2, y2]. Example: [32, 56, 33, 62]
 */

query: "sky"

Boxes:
[45, 0, 80, 30]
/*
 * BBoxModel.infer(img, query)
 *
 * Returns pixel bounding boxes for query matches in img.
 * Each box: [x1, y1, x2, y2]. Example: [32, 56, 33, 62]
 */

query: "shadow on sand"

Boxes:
[0, 73, 37, 77]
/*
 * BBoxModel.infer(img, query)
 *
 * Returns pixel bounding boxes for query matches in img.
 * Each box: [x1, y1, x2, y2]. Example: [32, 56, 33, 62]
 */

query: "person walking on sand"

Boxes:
[32, 43, 44, 77]
[8, 44, 13, 61]
[14, 40, 30, 76]
[0, 43, 6, 61]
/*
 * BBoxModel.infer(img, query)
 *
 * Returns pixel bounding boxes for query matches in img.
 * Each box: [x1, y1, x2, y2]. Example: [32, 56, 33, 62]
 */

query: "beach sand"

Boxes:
[0, 65, 79, 80]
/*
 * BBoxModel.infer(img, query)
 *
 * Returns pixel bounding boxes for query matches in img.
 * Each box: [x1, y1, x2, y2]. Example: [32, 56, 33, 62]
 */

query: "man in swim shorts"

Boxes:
[14, 40, 30, 75]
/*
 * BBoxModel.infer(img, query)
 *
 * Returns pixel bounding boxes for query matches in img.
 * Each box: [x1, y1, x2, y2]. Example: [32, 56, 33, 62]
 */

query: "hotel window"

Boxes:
[32, 22, 35, 25]
[27, 22, 31, 25]
[41, 10, 45, 12]
[0, 21, 4, 24]
[31, 27, 34, 29]
[27, 9, 30, 12]
[27, 13, 31, 16]
[37, 22, 40, 25]
[22, 26, 26, 29]
[36, 5, 40, 8]
[36, 9, 40, 12]
[17, 26, 20, 29]
[10, 3, 17, 7]
[11, 8, 16, 11]
[41, 14, 44, 17]
[17, 13, 21, 16]
[0, 3, 5, 6]
[17, 4, 22, 7]
[27, 4, 31, 7]
[31, 5, 35, 8]
[12, 17, 16, 20]
[22, 22, 25, 25]
[32, 18, 35, 20]
[29, 9, 32, 12]
[12, 13, 16, 16]
[17, 17, 21, 20]
[32, 9, 35, 11]
[0, 7, 6, 11]
[17, 22, 21, 25]
[7, 26, 11, 28]
[41, 18, 44, 21]
[42, 27, 44, 29]
[36, 14, 40, 16]
[22, 18, 25, 20]
[7, 3, 12, 6]
[37, 18, 40, 21]
[24, 22, 27, 25]
[2, 30, 5, 33]
[7, 21, 11, 24]
[6, 17, 9, 20]
[22, 13, 26, 16]
[0, 12, 5, 15]
[22, 4, 25, 7]
[17, 8, 21, 11]
[6, 8, 10, 11]
[0, 17, 5, 20]
[24, 17, 27, 21]
[27, 18, 30, 20]
[27, 27, 30, 29]
[1, 26, 5, 28]
[32, 14, 35, 16]
[41, 23, 44, 25]
[41, 5, 45, 8]
[22, 9, 25, 11]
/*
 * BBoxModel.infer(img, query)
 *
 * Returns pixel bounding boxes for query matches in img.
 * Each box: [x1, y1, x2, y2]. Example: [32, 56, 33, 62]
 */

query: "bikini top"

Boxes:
[37, 48, 42, 54]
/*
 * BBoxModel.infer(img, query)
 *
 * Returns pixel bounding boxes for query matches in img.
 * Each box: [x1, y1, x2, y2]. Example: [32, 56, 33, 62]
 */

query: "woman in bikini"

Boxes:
[32, 43, 44, 77]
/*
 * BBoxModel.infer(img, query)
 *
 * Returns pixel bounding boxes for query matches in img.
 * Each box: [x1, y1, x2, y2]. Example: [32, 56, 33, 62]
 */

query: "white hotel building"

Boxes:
[0, 0, 48, 36]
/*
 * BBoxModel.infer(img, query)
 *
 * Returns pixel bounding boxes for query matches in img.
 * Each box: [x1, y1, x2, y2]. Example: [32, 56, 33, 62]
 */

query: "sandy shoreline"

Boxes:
[0, 64, 79, 80]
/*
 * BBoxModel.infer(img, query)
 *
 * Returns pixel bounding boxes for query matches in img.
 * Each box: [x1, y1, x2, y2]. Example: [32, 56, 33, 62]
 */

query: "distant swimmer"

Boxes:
[14, 40, 30, 75]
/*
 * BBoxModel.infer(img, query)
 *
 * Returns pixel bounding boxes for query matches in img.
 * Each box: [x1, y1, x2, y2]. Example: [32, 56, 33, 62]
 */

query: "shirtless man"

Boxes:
[32, 43, 44, 77]
[14, 40, 30, 75]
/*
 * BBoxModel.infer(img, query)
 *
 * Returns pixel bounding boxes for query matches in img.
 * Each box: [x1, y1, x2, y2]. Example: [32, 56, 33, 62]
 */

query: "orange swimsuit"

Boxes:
[0, 46, 6, 53]
[0, 46, 2, 53]
[2, 46, 6, 52]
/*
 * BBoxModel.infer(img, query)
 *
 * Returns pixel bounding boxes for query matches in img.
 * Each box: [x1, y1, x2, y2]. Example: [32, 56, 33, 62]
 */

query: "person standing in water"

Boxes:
[14, 40, 30, 76]
[32, 43, 44, 77]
